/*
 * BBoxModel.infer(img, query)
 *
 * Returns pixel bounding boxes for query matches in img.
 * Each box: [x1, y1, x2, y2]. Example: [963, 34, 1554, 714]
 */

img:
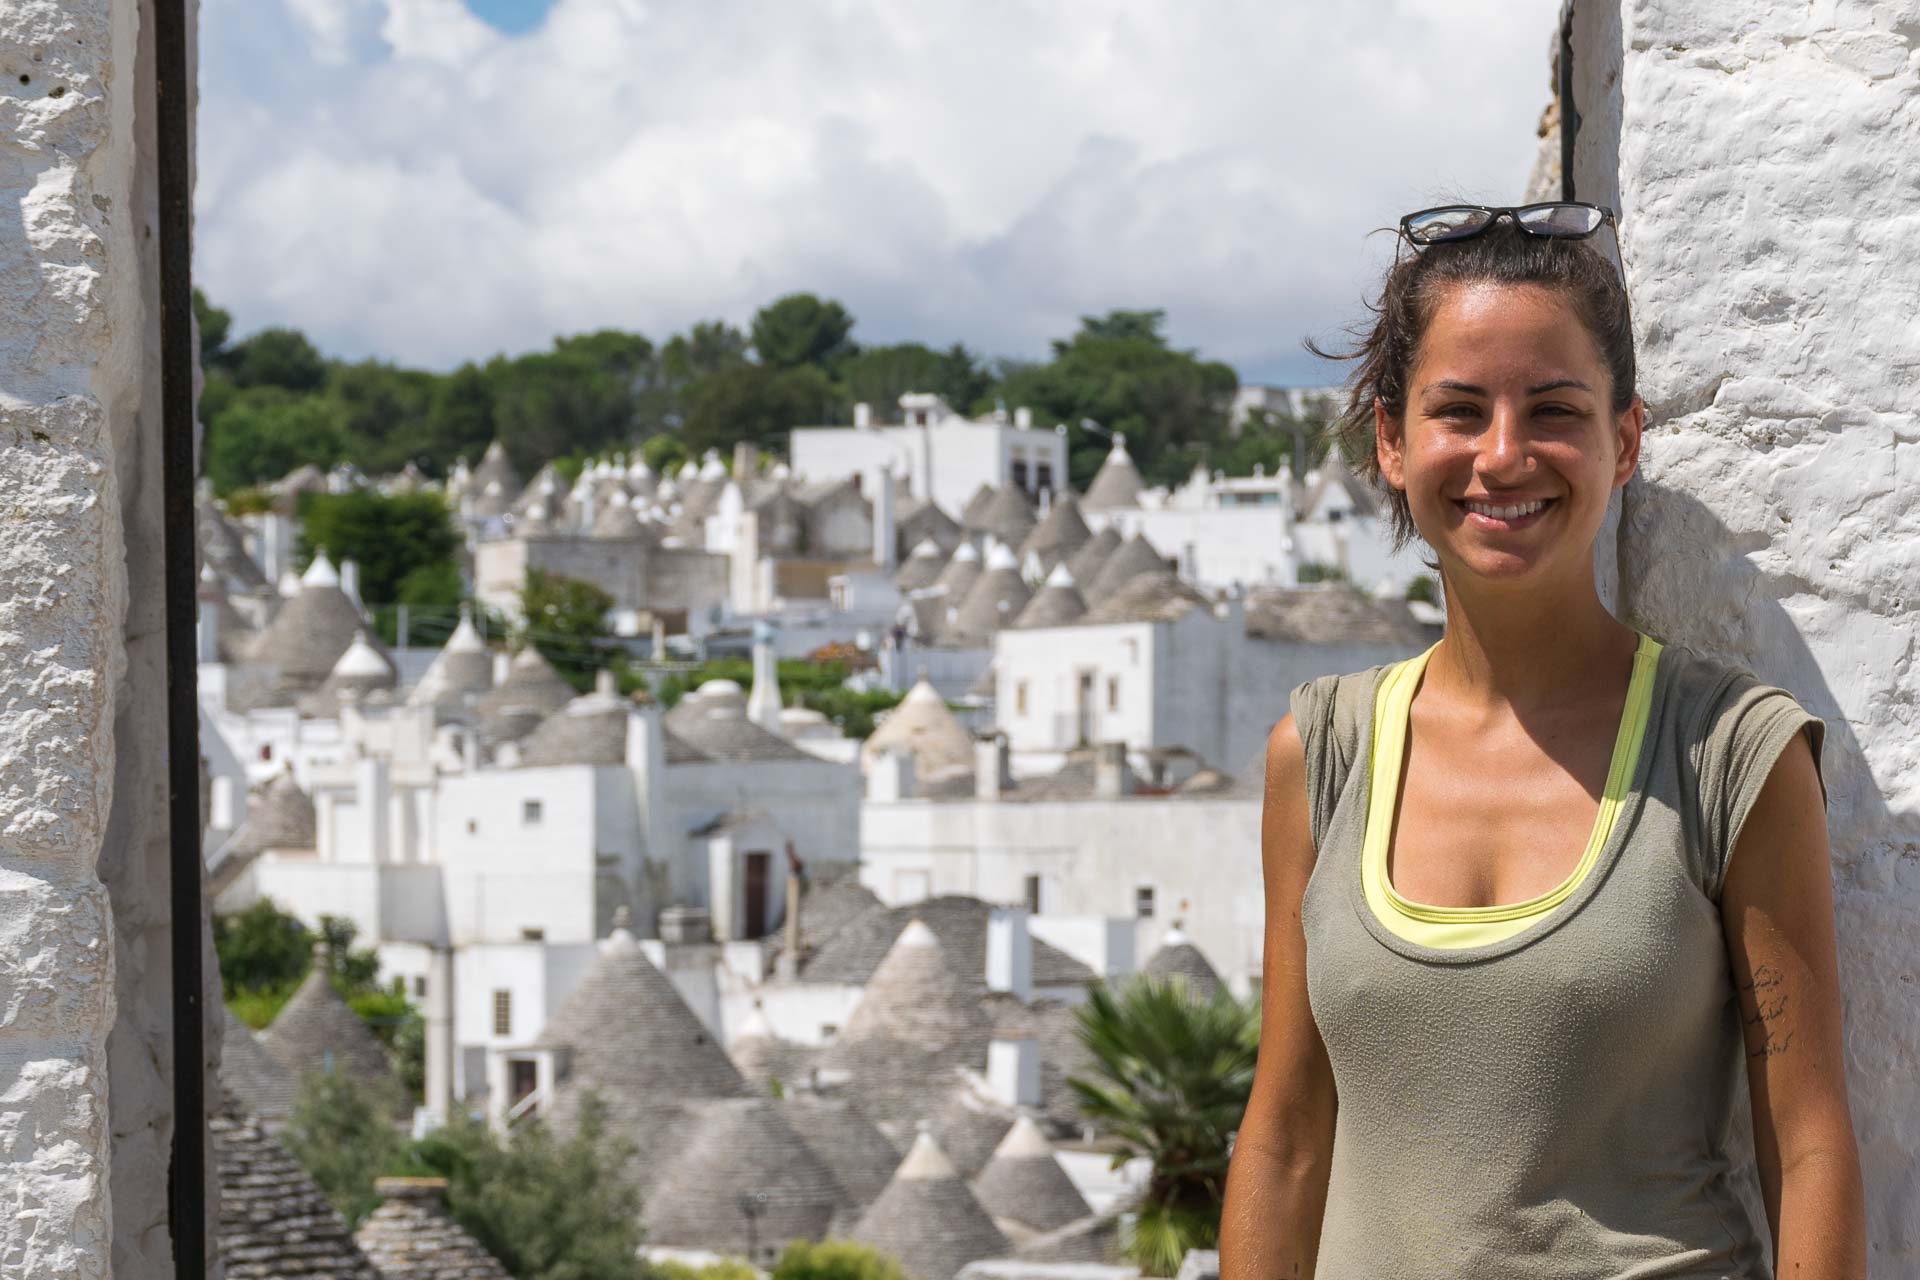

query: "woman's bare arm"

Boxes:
[1720, 730, 1866, 1277]
[1220, 713, 1337, 1280]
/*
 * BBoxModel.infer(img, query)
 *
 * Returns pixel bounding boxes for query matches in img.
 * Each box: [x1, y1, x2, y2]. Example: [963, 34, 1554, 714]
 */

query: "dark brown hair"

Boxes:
[1312, 219, 1637, 551]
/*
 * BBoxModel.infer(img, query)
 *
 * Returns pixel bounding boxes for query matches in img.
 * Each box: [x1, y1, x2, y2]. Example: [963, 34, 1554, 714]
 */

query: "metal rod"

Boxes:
[1558, 3, 1578, 202]
[154, 0, 206, 1273]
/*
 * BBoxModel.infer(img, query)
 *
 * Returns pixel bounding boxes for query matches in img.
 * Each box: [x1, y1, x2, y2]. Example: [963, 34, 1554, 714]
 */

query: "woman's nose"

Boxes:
[1477, 405, 1533, 480]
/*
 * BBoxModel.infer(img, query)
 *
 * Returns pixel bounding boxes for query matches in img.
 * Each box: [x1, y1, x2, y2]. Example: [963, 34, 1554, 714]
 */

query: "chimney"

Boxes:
[659, 905, 713, 945]
[1094, 741, 1135, 798]
[854, 401, 873, 429]
[975, 733, 1011, 801]
[340, 558, 364, 614]
[424, 946, 455, 1120]
[625, 699, 670, 866]
[733, 442, 757, 480]
[1014, 405, 1033, 430]
[867, 747, 916, 802]
[780, 847, 803, 980]
[986, 1034, 1042, 1108]
[197, 566, 222, 663]
[491, 650, 510, 684]
[872, 463, 896, 571]
[595, 667, 618, 699]
[747, 621, 783, 733]
[985, 905, 1033, 1000]
[651, 615, 668, 660]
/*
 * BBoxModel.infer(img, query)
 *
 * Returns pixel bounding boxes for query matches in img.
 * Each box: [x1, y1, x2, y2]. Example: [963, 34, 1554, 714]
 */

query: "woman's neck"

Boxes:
[1429, 567, 1639, 711]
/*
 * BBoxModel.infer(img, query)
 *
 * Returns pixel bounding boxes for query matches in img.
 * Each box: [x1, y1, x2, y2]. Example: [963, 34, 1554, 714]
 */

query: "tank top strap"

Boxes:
[1288, 666, 1386, 859]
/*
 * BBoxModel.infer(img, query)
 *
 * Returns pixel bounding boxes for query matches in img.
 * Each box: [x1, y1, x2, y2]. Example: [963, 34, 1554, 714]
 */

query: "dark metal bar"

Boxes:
[1559, 4, 1578, 202]
[154, 0, 206, 1273]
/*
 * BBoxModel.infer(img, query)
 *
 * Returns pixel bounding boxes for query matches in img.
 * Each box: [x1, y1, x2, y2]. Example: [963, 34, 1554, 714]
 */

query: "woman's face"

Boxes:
[1377, 280, 1642, 590]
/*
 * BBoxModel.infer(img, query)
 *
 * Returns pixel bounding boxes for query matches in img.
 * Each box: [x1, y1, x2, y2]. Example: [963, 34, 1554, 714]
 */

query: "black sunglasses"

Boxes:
[1399, 201, 1617, 246]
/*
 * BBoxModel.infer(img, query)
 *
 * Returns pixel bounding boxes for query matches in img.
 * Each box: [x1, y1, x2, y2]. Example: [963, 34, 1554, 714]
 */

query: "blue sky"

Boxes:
[197, 0, 1560, 385]
[463, 0, 553, 36]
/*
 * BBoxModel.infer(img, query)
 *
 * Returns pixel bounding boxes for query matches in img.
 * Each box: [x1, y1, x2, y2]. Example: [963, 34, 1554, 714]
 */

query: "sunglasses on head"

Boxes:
[1399, 201, 1617, 246]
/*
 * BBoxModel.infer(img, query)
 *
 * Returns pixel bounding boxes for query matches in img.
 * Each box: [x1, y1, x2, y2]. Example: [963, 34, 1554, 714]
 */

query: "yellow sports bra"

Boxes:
[1362, 631, 1664, 948]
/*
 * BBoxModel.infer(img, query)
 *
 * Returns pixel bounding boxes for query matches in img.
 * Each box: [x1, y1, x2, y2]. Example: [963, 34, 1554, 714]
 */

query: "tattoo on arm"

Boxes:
[1739, 963, 1794, 1060]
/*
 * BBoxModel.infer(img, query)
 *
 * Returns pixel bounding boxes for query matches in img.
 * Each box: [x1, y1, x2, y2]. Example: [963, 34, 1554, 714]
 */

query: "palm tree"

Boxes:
[1068, 977, 1260, 1275]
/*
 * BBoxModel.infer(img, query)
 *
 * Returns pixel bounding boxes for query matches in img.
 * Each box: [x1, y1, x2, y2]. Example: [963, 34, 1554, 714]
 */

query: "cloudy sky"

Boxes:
[198, 0, 1560, 384]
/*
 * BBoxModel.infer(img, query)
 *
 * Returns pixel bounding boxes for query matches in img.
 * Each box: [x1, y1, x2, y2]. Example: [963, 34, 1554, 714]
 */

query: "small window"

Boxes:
[1015, 681, 1029, 716]
[1024, 874, 1042, 916]
[520, 927, 545, 941]
[413, 975, 427, 998]
[492, 989, 512, 1037]
[467, 819, 478, 836]
[1135, 885, 1156, 919]
[820, 1023, 839, 1040]
[259, 744, 272, 762]
[391, 975, 405, 995]
[1106, 676, 1120, 711]
[522, 799, 543, 825]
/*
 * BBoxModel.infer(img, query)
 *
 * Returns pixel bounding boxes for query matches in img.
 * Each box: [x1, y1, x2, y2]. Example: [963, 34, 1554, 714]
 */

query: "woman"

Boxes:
[1219, 205, 1866, 1278]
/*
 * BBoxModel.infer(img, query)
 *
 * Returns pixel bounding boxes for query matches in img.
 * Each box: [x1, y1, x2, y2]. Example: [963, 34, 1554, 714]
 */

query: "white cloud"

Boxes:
[197, 0, 1562, 382]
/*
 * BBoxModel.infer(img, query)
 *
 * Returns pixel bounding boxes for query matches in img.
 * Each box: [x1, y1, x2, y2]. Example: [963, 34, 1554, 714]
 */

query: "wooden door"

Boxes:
[744, 851, 771, 939]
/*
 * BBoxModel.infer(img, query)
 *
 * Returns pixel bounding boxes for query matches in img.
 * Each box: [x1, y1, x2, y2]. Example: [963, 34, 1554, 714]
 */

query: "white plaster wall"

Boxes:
[861, 796, 1267, 989]
[1583, 2, 1920, 1266]
[435, 768, 602, 944]
[996, 622, 1158, 757]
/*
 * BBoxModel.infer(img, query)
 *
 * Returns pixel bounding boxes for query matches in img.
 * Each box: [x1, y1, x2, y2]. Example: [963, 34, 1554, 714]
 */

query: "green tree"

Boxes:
[204, 387, 351, 493]
[423, 363, 500, 475]
[750, 293, 857, 371]
[1406, 574, 1438, 605]
[520, 568, 615, 687]
[195, 288, 233, 363]
[991, 311, 1238, 491]
[838, 342, 989, 417]
[327, 360, 440, 475]
[639, 432, 689, 476]
[487, 333, 650, 475]
[214, 897, 313, 1001]
[771, 1240, 906, 1280]
[220, 325, 330, 392]
[681, 362, 835, 455]
[1069, 979, 1261, 1275]
[405, 1096, 646, 1280]
[282, 1069, 410, 1228]
[296, 490, 460, 608]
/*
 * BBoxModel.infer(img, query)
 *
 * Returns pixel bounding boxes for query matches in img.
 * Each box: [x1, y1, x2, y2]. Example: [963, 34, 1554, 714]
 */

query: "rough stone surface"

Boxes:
[1578, 2, 1920, 1269]
[0, 2, 150, 1276]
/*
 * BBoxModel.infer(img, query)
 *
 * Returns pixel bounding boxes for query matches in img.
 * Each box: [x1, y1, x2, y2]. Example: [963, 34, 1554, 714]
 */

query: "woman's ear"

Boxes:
[1614, 395, 1645, 488]
[1375, 398, 1405, 490]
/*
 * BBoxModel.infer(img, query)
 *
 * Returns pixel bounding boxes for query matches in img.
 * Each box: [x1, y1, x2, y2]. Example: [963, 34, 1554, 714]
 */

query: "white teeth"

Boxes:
[1464, 499, 1547, 520]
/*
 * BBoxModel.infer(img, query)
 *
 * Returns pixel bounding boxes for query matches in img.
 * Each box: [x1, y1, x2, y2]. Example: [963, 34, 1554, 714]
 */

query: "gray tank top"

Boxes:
[1287, 639, 1826, 1278]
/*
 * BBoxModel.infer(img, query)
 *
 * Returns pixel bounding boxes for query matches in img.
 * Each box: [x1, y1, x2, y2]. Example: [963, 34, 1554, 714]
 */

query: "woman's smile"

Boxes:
[1455, 494, 1558, 531]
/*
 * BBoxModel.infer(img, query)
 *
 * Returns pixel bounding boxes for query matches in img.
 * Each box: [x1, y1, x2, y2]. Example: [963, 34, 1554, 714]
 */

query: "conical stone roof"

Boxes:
[1141, 926, 1226, 1001]
[729, 1005, 818, 1094]
[894, 539, 949, 593]
[959, 484, 998, 531]
[850, 1130, 1010, 1280]
[1065, 525, 1122, 589]
[408, 607, 494, 712]
[299, 629, 397, 716]
[590, 490, 641, 539]
[641, 1097, 852, 1258]
[928, 1086, 1014, 1182]
[1083, 532, 1167, 605]
[540, 927, 749, 1152]
[1013, 562, 1088, 629]
[215, 1108, 378, 1280]
[260, 964, 393, 1099]
[971, 1115, 1090, 1233]
[861, 679, 974, 779]
[473, 646, 578, 746]
[224, 770, 318, 860]
[515, 683, 633, 768]
[975, 487, 1037, 553]
[1017, 495, 1092, 571]
[1082, 435, 1144, 510]
[469, 441, 521, 503]
[221, 1008, 299, 1126]
[820, 922, 997, 1141]
[780, 1095, 902, 1210]
[945, 545, 1032, 646]
[930, 541, 982, 602]
[1081, 570, 1210, 625]
[354, 1178, 510, 1280]
[246, 555, 366, 695]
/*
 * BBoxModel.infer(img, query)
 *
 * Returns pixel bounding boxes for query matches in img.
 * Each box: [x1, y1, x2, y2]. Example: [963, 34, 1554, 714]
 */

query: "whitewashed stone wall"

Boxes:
[0, 2, 198, 1277]
[1577, 1, 1920, 1268]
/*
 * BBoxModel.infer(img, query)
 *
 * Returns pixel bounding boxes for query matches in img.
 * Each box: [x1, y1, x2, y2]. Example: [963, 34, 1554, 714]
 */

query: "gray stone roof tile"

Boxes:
[850, 1131, 1010, 1280]
[971, 1116, 1091, 1234]
[641, 1098, 852, 1258]
[260, 966, 394, 1101]
[1244, 584, 1432, 647]
[353, 1178, 511, 1280]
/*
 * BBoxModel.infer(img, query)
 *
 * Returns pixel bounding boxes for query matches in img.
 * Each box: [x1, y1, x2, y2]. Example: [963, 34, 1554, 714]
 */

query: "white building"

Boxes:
[790, 393, 1069, 519]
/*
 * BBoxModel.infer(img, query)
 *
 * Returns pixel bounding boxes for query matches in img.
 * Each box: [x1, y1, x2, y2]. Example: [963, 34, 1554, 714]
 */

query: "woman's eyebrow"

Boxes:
[1418, 378, 1595, 396]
